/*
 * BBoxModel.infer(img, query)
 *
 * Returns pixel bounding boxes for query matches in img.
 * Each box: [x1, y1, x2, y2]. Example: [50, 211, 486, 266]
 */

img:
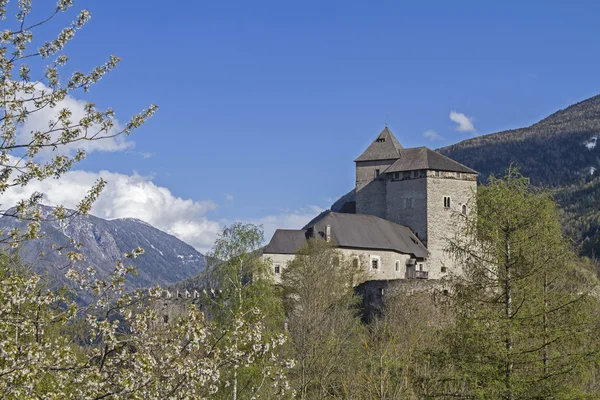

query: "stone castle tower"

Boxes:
[354, 127, 477, 279]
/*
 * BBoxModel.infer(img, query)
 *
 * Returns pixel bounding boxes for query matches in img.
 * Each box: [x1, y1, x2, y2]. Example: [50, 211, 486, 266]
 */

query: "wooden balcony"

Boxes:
[407, 270, 429, 279]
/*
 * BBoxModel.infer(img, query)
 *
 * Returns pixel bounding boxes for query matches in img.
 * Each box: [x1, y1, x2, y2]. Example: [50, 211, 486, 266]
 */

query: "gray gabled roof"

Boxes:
[264, 212, 428, 259]
[263, 229, 307, 254]
[384, 147, 477, 174]
[312, 213, 428, 258]
[354, 127, 403, 162]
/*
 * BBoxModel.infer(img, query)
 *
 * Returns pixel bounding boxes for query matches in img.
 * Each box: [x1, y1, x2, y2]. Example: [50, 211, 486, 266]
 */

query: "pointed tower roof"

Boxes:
[354, 127, 403, 162]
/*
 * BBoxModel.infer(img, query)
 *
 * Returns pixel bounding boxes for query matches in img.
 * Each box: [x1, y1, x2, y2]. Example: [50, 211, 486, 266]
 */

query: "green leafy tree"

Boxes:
[429, 168, 600, 399]
[203, 222, 292, 400]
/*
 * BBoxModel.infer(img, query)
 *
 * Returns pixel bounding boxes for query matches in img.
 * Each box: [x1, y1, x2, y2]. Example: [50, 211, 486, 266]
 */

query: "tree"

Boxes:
[0, 0, 157, 246]
[0, 3, 294, 398]
[356, 289, 451, 400]
[430, 168, 600, 399]
[203, 222, 293, 400]
[280, 238, 365, 399]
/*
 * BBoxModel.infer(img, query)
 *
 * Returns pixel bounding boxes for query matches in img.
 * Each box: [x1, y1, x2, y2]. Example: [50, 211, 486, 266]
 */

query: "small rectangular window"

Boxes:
[435, 170, 440, 177]
[441, 266, 447, 273]
[394, 172, 399, 180]
[456, 172, 461, 179]
[412, 170, 418, 178]
[375, 169, 380, 178]
[274, 265, 281, 274]
[371, 258, 379, 270]
[403, 171, 410, 179]
[395, 261, 400, 272]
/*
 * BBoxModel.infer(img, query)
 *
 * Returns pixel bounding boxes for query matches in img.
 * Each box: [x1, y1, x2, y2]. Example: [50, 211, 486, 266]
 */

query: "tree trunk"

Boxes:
[505, 231, 513, 400]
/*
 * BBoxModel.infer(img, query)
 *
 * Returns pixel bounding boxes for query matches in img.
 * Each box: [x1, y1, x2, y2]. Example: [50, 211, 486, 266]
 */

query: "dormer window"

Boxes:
[376, 138, 385, 143]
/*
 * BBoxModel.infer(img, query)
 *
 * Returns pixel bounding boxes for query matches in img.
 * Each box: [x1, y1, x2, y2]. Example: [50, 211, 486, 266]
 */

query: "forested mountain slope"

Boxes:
[439, 94, 600, 256]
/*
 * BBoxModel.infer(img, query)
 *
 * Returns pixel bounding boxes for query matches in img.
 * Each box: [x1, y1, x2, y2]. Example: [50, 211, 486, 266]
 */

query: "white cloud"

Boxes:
[0, 170, 220, 253]
[17, 83, 134, 157]
[0, 168, 325, 254]
[423, 129, 443, 141]
[449, 111, 475, 132]
[224, 193, 234, 202]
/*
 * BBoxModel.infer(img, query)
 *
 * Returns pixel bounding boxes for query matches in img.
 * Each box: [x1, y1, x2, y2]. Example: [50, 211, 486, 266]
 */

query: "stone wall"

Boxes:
[426, 172, 477, 279]
[356, 278, 445, 321]
[356, 178, 387, 218]
[385, 174, 428, 243]
[262, 253, 296, 283]
[355, 160, 395, 191]
[263, 248, 413, 283]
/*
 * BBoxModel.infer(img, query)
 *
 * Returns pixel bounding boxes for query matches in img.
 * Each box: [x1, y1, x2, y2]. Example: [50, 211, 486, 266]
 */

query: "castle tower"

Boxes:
[355, 128, 477, 279]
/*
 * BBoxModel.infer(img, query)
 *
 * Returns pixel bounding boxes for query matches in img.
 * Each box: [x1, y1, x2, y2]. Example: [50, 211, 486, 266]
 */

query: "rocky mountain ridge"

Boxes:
[0, 205, 206, 296]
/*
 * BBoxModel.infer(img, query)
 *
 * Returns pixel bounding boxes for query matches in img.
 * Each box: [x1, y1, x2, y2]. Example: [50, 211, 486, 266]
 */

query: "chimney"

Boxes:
[326, 224, 331, 242]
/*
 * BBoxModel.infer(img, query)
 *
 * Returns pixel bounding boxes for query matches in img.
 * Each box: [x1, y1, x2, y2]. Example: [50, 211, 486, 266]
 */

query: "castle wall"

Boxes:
[384, 174, 429, 243]
[356, 179, 387, 218]
[262, 253, 296, 284]
[426, 171, 477, 279]
[263, 248, 411, 283]
[338, 248, 411, 281]
[355, 160, 395, 219]
[355, 160, 395, 191]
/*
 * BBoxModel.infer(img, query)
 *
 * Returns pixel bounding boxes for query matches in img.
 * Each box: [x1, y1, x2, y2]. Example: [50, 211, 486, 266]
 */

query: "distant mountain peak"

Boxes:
[113, 217, 154, 227]
[0, 206, 206, 302]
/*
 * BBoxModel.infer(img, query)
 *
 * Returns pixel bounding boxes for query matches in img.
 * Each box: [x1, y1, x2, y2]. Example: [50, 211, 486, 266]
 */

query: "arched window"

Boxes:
[443, 196, 451, 208]
[462, 204, 467, 215]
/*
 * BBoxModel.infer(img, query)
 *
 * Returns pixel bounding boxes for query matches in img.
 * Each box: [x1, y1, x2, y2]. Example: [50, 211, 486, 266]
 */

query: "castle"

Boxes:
[263, 127, 477, 282]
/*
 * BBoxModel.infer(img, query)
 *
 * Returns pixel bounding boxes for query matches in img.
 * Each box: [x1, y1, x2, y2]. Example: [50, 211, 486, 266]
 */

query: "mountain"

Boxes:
[0, 205, 206, 297]
[438, 95, 600, 187]
[439, 94, 600, 257]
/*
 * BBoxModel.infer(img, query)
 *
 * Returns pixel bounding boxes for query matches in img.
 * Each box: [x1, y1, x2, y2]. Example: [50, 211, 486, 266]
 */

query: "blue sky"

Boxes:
[9, 0, 600, 252]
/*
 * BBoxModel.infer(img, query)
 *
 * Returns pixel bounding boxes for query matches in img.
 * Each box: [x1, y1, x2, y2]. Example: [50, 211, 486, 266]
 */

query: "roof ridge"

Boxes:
[354, 127, 404, 162]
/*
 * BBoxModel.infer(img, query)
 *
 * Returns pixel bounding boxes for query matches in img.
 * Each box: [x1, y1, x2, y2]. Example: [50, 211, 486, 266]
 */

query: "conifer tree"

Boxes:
[429, 168, 599, 399]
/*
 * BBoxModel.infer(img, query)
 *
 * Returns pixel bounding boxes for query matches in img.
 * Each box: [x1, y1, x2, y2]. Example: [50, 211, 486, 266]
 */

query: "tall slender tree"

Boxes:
[280, 238, 365, 399]
[428, 168, 600, 399]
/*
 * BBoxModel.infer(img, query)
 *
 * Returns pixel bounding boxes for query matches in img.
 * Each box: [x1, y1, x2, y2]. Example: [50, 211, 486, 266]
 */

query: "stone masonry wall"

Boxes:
[385, 174, 428, 243]
[426, 172, 477, 279]
[262, 248, 412, 283]
[355, 160, 395, 191]
[355, 160, 395, 219]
